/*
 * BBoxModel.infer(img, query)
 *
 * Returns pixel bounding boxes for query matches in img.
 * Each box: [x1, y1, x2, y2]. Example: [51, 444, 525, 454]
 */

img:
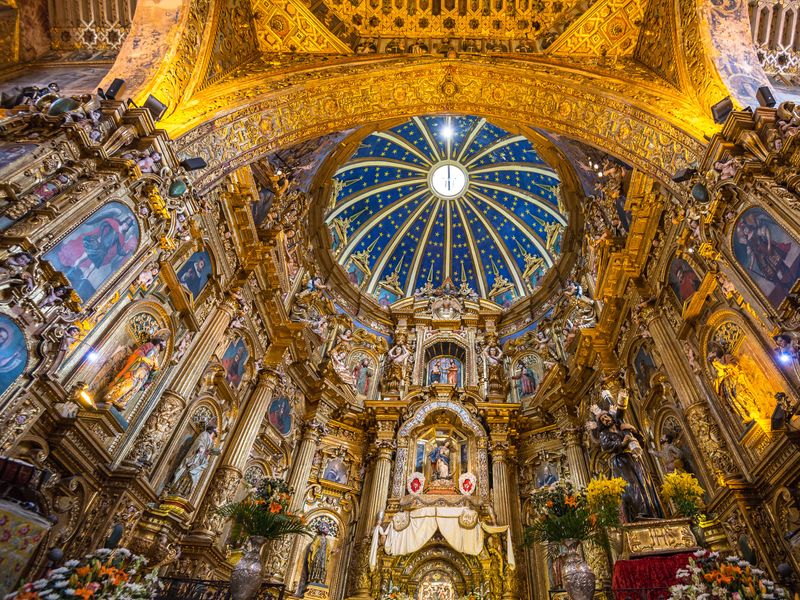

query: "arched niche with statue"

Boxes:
[391, 398, 489, 503]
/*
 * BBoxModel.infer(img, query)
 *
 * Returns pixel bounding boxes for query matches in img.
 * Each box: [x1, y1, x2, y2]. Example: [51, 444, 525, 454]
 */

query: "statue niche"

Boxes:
[411, 421, 471, 494]
[424, 341, 466, 387]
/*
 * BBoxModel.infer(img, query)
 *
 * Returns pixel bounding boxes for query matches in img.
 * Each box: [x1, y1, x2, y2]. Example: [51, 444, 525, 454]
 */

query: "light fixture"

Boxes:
[430, 162, 467, 198]
[86, 351, 99, 363]
[440, 122, 454, 139]
[71, 382, 96, 409]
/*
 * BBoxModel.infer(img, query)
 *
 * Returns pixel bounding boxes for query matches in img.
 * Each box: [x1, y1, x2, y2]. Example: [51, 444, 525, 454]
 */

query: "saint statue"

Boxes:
[102, 329, 170, 411]
[168, 424, 221, 497]
[587, 390, 663, 522]
[297, 521, 332, 595]
[649, 432, 685, 474]
[429, 440, 453, 481]
[384, 333, 411, 389]
[708, 344, 768, 424]
[352, 357, 373, 396]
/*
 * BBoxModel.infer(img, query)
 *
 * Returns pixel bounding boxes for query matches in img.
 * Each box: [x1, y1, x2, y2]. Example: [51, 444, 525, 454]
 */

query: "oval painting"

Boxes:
[0, 316, 27, 396]
[267, 396, 293, 436]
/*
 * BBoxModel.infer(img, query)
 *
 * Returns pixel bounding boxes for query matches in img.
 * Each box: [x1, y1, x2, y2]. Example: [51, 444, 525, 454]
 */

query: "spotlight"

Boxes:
[99, 78, 126, 101]
[180, 157, 208, 171]
[778, 352, 792, 365]
[712, 96, 734, 124]
[672, 167, 697, 183]
[756, 86, 776, 108]
[86, 351, 99, 363]
[142, 94, 168, 121]
[441, 124, 454, 139]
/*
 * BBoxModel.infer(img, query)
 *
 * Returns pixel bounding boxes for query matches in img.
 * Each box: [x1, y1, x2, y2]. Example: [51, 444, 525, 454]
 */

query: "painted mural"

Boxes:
[632, 345, 658, 397]
[44, 202, 139, 302]
[511, 353, 544, 402]
[177, 250, 213, 300]
[322, 457, 348, 485]
[221, 338, 248, 388]
[733, 207, 800, 308]
[668, 257, 701, 303]
[268, 396, 293, 436]
[0, 316, 26, 397]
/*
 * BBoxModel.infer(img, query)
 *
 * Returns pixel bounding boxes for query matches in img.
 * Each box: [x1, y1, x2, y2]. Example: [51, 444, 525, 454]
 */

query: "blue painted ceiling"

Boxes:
[325, 115, 567, 306]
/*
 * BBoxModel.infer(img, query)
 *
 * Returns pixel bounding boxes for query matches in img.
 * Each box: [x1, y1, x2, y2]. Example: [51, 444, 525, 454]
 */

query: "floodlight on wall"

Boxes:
[142, 94, 168, 121]
[756, 86, 776, 108]
[180, 157, 208, 171]
[712, 96, 734, 124]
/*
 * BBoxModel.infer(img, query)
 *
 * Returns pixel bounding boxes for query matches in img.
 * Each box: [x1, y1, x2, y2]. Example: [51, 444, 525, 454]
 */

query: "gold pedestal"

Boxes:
[302, 584, 330, 599]
[621, 517, 699, 559]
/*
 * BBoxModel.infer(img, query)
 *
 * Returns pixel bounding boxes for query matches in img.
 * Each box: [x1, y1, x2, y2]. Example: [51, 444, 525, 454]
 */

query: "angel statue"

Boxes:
[587, 389, 663, 522]
[168, 422, 221, 497]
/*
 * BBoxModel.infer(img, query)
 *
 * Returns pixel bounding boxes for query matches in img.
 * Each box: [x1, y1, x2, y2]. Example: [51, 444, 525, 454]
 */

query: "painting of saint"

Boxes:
[632, 345, 657, 396]
[493, 289, 514, 308]
[535, 462, 559, 487]
[101, 329, 170, 411]
[268, 396, 293, 436]
[733, 207, 800, 307]
[376, 288, 398, 308]
[251, 184, 274, 227]
[347, 261, 366, 286]
[512, 358, 538, 400]
[177, 250, 212, 300]
[0, 143, 36, 170]
[221, 338, 248, 388]
[668, 258, 701, 303]
[44, 202, 139, 302]
[351, 355, 374, 397]
[0, 316, 26, 397]
[322, 457, 348, 484]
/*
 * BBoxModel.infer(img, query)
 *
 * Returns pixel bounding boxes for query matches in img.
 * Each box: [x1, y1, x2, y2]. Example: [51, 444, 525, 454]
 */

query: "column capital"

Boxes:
[301, 420, 327, 443]
[375, 439, 396, 460]
[559, 426, 585, 449]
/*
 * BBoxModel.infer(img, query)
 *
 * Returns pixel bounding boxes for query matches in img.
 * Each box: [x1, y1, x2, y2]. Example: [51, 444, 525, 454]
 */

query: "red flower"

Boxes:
[269, 502, 282, 514]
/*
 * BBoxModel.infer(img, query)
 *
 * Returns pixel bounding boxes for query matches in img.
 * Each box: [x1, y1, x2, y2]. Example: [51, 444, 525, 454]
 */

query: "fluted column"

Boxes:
[641, 308, 741, 484]
[490, 441, 512, 527]
[192, 370, 280, 537]
[288, 421, 326, 512]
[560, 426, 589, 487]
[124, 298, 237, 472]
[346, 419, 396, 600]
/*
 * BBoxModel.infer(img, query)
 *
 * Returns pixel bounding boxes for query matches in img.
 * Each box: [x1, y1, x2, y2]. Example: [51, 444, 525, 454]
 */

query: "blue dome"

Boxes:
[325, 115, 567, 308]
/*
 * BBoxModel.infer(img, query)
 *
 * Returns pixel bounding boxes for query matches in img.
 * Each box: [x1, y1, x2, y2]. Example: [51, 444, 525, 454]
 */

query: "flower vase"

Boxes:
[230, 536, 266, 600]
[561, 539, 596, 600]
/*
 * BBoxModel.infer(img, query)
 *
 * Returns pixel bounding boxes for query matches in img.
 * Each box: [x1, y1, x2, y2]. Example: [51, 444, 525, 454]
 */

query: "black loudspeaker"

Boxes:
[180, 157, 208, 171]
[712, 96, 734, 124]
[142, 94, 168, 121]
[105, 78, 126, 100]
[672, 167, 697, 183]
[756, 86, 776, 107]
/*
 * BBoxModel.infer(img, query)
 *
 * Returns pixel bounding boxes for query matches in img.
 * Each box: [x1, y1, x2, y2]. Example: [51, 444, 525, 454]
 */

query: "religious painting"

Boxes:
[426, 356, 462, 386]
[44, 202, 139, 302]
[267, 396, 293, 436]
[251, 184, 274, 227]
[492, 289, 515, 308]
[221, 338, 248, 388]
[733, 207, 800, 307]
[347, 351, 376, 397]
[0, 316, 27, 397]
[0, 143, 36, 171]
[346, 260, 366, 287]
[668, 257, 701, 303]
[177, 250, 212, 300]
[632, 345, 657, 397]
[376, 287, 399, 308]
[321, 456, 348, 485]
[87, 312, 169, 422]
[511, 353, 544, 402]
[535, 461, 559, 488]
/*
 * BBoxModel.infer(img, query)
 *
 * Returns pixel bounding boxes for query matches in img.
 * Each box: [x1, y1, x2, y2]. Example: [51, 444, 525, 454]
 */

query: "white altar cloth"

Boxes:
[369, 506, 515, 570]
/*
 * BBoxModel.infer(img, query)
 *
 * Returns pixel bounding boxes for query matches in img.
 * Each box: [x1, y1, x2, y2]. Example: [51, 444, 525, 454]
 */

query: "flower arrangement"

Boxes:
[523, 481, 595, 545]
[5, 548, 160, 600]
[661, 472, 705, 520]
[670, 550, 788, 599]
[218, 477, 310, 543]
[585, 476, 626, 529]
